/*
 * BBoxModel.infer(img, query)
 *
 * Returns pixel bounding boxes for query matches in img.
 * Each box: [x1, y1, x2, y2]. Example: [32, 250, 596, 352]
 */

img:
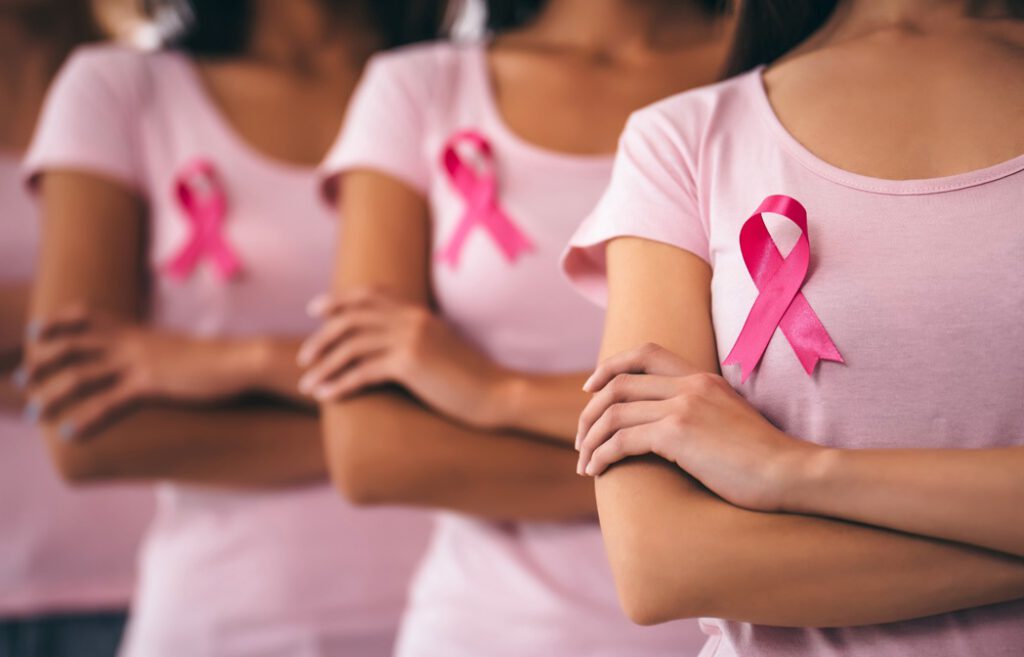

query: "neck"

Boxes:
[522, 0, 721, 61]
[245, 0, 379, 73]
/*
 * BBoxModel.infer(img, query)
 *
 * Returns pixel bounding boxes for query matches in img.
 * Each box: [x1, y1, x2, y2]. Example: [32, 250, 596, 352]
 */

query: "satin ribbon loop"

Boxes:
[723, 194, 843, 382]
[163, 159, 242, 282]
[437, 130, 534, 269]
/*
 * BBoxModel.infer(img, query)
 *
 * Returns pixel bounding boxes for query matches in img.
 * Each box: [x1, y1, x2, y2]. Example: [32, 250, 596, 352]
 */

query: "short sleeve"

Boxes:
[319, 50, 433, 204]
[23, 46, 145, 194]
[562, 109, 709, 307]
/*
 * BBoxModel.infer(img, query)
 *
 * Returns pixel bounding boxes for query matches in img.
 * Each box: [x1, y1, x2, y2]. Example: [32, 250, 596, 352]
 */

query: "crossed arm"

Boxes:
[589, 236, 1024, 626]
[315, 171, 596, 521]
[26, 171, 327, 488]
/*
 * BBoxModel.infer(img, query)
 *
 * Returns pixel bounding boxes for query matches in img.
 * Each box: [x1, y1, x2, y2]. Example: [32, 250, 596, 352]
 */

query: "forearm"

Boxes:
[0, 281, 29, 359]
[600, 459, 1024, 627]
[43, 401, 327, 488]
[321, 390, 596, 521]
[0, 374, 24, 412]
[783, 446, 1024, 557]
[486, 370, 590, 443]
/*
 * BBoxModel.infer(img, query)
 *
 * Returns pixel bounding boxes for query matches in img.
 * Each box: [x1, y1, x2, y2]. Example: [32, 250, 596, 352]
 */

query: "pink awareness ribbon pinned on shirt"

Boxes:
[437, 130, 534, 268]
[163, 159, 242, 281]
[723, 194, 843, 382]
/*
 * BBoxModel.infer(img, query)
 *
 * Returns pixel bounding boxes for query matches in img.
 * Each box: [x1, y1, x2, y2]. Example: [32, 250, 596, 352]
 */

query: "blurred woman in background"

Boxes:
[0, 2, 154, 656]
[299, 0, 731, 654]
[21, 1, 441, 655]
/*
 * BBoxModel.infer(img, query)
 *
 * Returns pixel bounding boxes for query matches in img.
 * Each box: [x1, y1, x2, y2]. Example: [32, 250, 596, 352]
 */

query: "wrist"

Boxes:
[774, 442, 841, 514]
[474, 369, 524, 431]
[228, 337, 276, 393]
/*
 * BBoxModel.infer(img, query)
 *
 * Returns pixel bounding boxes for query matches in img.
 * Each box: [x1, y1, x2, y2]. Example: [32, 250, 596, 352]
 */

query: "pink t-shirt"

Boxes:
[564, 67, 1024, 657]
[0, 154, 153, 618]
[25, 45, 432, 657]
[321, 41, 706, 657]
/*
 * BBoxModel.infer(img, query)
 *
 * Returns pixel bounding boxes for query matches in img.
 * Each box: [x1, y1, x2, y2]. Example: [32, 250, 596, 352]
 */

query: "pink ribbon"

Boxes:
[437, 130, 534, 268]
[163, 159, 242, 281]
[723, 195, 843, 382]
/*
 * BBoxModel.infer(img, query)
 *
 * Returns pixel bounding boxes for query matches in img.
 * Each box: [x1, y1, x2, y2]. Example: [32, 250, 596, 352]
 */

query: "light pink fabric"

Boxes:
[0, 154, 153, 619]
[321, 41, 707, 657]
[24, 45, 432, 656]
[564, 67, 1024, 657]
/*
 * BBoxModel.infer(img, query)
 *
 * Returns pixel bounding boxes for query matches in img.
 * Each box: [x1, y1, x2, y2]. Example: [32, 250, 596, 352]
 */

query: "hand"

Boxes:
[19, 305, 263, 440]
[575, 343, 821, 512]
[297, 288, 511, 428]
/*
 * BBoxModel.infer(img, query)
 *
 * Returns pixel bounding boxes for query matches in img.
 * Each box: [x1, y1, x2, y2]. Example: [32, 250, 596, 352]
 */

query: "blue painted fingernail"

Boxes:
[58, 422, 76, 442]
[10, 368, 28, 389]
[23, 400, 41, 422]
[24, 319, 42, 341]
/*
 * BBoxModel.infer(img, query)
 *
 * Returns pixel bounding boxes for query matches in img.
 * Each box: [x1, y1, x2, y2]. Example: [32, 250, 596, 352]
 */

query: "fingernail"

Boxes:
[25, 319, 42, 341]
[297, 376, 313, 393]
[58, 422, 76, 442]
[23, 400, 41, 422]
[10, 367, 28, 390]
[582, 374, 596, 392]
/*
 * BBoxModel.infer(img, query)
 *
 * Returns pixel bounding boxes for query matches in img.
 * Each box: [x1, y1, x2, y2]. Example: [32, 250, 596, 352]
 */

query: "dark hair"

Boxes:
[13, 0, 101, 60]
[143, 0, 449, 56]
[723, 0, 1024, 78]
[482, 0, 728, 34]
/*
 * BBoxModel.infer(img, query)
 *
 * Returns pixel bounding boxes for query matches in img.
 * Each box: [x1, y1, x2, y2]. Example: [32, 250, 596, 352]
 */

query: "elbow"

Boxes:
[599, 492, 718, 624]
[320, 401, 408, 507]
[609, 548, 712, 627]
[42, 427, 111, 485]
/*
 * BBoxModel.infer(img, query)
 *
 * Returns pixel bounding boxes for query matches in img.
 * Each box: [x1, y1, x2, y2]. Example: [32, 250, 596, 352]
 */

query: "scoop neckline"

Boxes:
[467, 44, 614, 171]
[168, 52, 326, 179]
[747, 64, 1024, 195]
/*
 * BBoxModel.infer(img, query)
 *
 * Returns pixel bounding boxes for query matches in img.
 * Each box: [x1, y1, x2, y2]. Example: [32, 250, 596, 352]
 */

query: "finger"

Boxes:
[57, 382, 137, 442]
[23, 335, 106, 385]
[577, 399, 673, 474]
[26, 362, 120, 421]
[305, 287, 395, 319]
[583, 423, 665, 477]
[297, 310, 390, 366]
[311, 354, 397, 401]
[26, 303, 94, 342]
[299, 332, 393, 394]
[583, 343, 698, 393]
[575, 373, 683, 449]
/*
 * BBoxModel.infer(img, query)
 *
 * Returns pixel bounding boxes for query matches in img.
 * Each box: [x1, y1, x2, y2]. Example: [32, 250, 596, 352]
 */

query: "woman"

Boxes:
[564, 0, 1024, 655]
[0, 2, 153, 656]
[299, 0, 731, 654]
[22, 1, 438, 655]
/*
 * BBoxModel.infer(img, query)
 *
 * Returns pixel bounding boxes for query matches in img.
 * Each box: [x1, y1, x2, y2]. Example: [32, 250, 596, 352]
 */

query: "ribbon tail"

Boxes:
[779, 293, 844, 376]
[162, 240, 203, 281]
[486, 210, 535, 264]
[792, 331, 845, 376]
[722, 340, 762, 384]
[722, 307, 778, 383]
[437, 211, 477, 269]
[207, 235, 243, 281]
